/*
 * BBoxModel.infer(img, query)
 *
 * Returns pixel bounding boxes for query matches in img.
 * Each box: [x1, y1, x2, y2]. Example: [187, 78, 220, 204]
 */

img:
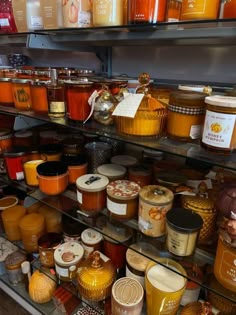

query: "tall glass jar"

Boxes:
[93, 0, 124, 26]
[26, 0, 43, 31]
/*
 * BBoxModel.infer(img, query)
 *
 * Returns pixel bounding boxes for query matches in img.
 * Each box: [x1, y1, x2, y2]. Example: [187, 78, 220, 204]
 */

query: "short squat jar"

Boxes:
[61, 154, 88, 184]
[3, 146, 28, 181]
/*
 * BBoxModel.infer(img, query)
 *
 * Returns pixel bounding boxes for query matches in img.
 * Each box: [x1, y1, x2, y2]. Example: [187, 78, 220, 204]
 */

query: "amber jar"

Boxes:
[181, 0, 220, 20]
[128, 165, 152, 188]
[106, 180, 141, 220]
[93, 0, 123, 26]
[23, 159, 44, 186]
[62, 136, 84, 155]
[39, 143, 63, 161]
[38, 232, 63, 268]
[5, 250, 27, 286]
[167, 91, 206, 141]
[222, 0, 236, 19]
[76, 174, 109, 216]
[2, 205, 26, 241]
[0, 78, 14, 106]
[61, 154, 88, 184]
[0, 128, 13, 155]
[202, 96, 236, 154]
[166, 0, 182, 22]
[11, 79, 33, 110]
[30, 80, 49, 114]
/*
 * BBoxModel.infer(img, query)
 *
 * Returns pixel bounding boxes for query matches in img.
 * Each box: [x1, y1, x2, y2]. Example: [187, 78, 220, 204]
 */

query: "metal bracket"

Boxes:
[14, 116, 46, 131]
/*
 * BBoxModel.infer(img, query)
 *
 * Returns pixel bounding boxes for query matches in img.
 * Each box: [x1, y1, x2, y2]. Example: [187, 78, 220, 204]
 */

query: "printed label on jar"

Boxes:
[217, 247, 236, 284]
[55, 264, 69, 277]
[77, 190, 83, 204]
[107, 197, 127, 215]
[30, 16, 43, 28]
[16, 171, 24, 181]
[182, 0, 206, 15]
[82, 243, 94, 258]
[49, 102, 65, 113]
[202, 110, 236, 149]
[78, 11, 91, 27]
[190, 125, 202, 139]
[0, 18, 10, 27]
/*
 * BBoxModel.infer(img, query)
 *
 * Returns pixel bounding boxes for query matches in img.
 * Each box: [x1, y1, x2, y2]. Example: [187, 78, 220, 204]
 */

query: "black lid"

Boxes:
[3, 146, 28, 157]
[39, 143, 63, 154]
[61, 154, 87, 166]
[166, 208, 203, 233]
[36, 161, 68, 176]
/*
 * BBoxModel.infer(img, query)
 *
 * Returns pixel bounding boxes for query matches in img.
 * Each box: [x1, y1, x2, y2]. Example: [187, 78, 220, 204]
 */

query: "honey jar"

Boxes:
[202, 96, 236, 154]
[11, 79, 33, 110]
[167, 91, 206, 141]
[76, 174, 109, 216]
[2, 205, 26, 241]
[97, 163, 127, 182]
[5, 250, 27, 286]
[138, 185, 174, 237]
[0, 128, 13, 154]
[0, 78, 14, 106]
[106, 180, 141, 220]
[128, 165, 152, 187]
[61, 154, 88, 184]
[181, 0, 220, 20]
[38, 232, 63, 267]
[81, 228, 103, 258]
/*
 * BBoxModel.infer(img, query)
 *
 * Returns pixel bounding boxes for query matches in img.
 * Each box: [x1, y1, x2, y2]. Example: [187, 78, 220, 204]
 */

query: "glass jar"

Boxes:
[38, 206, 62, 234]
[202, 96, 236, 154]
[81, 228, 103, 258]
[0, 0, 17, 33]
[62, 0, 92, 28]
[41, 0, 63, 29]
[3, 146, 28, 180]
[11, 78, 32, 110]
[0, 128, 13, 154]
[166, 0, 182, 22]
[222, 0, 236, 19]
[26, 0, 43, 31]
[14, 130, 33, 147]
[38, 232, 62, 267]
[181, 0, 220, 20]
[167, 90, 206, 141]
[128, 165, 152, 188]
[5, 250, 27, 285]
[93, 0, 123, 26]
[62, 136, 84, 155]
[12, 0, 28, 33]
[2, 205, 26, 241]
[39, 143, 63, 161]
[23, 159, 44, 186]
[128, 0, 167, 23]
[0, 78, 14, 106]
[30, 80, 49, 114]
[61, 154, 88, 184]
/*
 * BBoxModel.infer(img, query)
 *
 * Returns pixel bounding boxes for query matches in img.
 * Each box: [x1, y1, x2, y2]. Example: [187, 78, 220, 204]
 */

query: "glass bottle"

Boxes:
[166, 0, 182, 22]
[47, 69, 66, 119]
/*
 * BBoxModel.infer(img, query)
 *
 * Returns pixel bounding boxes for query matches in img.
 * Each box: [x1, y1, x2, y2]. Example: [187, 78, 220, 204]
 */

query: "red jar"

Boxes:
[3, 146, 28, 180]
[65, 80, 93, 121]
[0, 0, 17, 33]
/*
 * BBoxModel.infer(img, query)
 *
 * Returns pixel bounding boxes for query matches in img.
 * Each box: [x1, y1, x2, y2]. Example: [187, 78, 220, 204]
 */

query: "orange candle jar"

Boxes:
[14, 130, 33, 147]
[19, 213, 46, 253]
[30, 80, 49, 114]
[128, 165, 152, 187]
[37, 161, 69, 195]
[12, 79, 33, 110]
[76, 174, 109, 216]
[222, 0, 236, 18]
[181, 0, 220, 20]
[0, 128, 13, 155]
[166, 0, 182, 22]
[1, 205, 26, 241]
[93, 0, 124, 26]
[0, 78, 14, 106]
[39, 143, 63, 161]
[167, 91, 206, 141]
[23, 159, 45, 186]
[61, 154, 88, 184]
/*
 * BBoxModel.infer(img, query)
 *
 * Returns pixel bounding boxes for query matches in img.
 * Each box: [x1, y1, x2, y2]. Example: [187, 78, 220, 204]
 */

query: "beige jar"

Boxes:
[93, 0, 124, 26]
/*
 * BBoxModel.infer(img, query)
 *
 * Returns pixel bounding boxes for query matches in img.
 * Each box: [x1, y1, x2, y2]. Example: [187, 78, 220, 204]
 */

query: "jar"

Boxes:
[12, 79, 32, 110]
[3, 146, 28, 180]
[0, 128, 13, 154]
[62, 137, 84, 155]
[138, 185, 174, 237]
[81, 228, 103, 258]
[12, 0, 28, 33]
[182, 195, 217, 244]
[166, 0, 182, 22]
[14, 130, 33, 147]
[39, 129, 59, 144]
[54, 241, 84, 282]
[26, 0, 43, 31]
[5, 250, 27, 286]
[62, 0, 92, 28]
[0, 0, 17, 33]
[62, 209, 86, 242]
[38, 232, 63, 267]
[19, 213, 46, 253]
[93, 0, 123, 26]
[106, 180, 141, 220]
[77, 251, 116, 301]
[0, 237, 18, 275]
[167, 91, 206, 141]
[61, 154, 88, 184]
[39, 143, 63, 161]
[181, 0, 220, 20]
[202, 96, 236, 154]
[97, 164, 127, 182]
[166, 208, 203, 256]
[0, 78, 14, 106]
[65, 80, 93, 122]
[128, 165, 152, 187]
[2, 205, 26, 241]
[30, 80, 49, 114]
[41, 0, 63, 29]
[36, 161, 69, 195]
[222, 0, 236, 19]
[32, 70, 50, 81]
[111, 155, 138, 168]
[16, 69, 33, 79]
[38, 205, 62, 234]
[128, 0, 167, 23]
[23, 159, 44, 186]
[76, 174, 109, 216]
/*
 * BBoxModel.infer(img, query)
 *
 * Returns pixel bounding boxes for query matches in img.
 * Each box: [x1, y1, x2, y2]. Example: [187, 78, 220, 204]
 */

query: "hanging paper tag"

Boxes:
[83, 90, 100, 124]
[112, 93, 144, 118]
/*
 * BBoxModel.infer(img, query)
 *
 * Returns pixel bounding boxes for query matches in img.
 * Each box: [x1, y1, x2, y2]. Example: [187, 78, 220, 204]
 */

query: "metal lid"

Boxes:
[81, 228, 103, 245]
[76, 174, 109, 192]
[11, 79, 33, 84]
[54, 242, 84, 267]
[3, 146, 28, 157]
[178, 84, 212, 95]
[139, 185, 174, 205]
[0, 78, 12, 82]
[97, 164, 126, 178]
[111, 155, 138, 167]
[37, 161, 68, 176]
[205, 95, 236, 108]
[5, 250, 26, 269]
[107, 180, 141, 200]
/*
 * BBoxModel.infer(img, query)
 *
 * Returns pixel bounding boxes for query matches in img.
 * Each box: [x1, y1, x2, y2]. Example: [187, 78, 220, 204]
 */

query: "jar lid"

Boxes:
[182, 195, 215, 213]
[106, 180, 141, 200]
[169, 91, 206, 109]
[64, 79, 93, 86]
[178, 84, 212, 95]
[139, 185, 174, 205]
[205, 95, 236, 108]
[5, 250, 26, 269]
[111, 155, 138, 167]
[11, 79, 33, 84]
[19, 213, 45, 231]
[3, 146, 28, 157]
[37, 161, 68, 176]
[14, 130, 33, 138]
[54, 242, 84, 267]
[39, 143, 63, 154]
[61, 154, 87, 166]
[2, 205, 26, 221]
[166, 208, 203, 233]
[31, 80, 50, 86]
[129, 164, 152, 176]
[38, 232, 63, 249]
[76, 174, 109, 192]
[0, 196, 18, 210]
[81, 228, 103, 245]
[0, 78, 11, 82]
[97, 164, 126, 178]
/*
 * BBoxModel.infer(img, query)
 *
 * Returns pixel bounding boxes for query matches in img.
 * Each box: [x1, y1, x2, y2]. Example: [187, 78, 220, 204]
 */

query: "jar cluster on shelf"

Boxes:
[0, 0, 236, 34]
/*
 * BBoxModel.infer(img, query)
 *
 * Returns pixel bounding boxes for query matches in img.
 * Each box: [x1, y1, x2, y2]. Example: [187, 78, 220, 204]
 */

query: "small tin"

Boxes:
[5, 250, 27, 285]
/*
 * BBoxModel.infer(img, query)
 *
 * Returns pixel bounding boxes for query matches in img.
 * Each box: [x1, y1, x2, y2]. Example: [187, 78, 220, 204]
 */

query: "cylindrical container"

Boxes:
[93, 0, 123, 26]
[54, 241, 84, 282]
[11, 79, 32, 110]
[166, 208, 203, 257]
[19, 213, 46, 253]
[26, 0, 43, 31]
[128, 0, 167, 23]
[128, 165, 152, 187]
[97, 164, 126, 182]
[0, 196, 18, 233]
[23, 159, 44, 186]
[39, 143, 63, 161]
[0, 78, 14, 106]
[5, 250, 27, 286]
[111, 277, 144, 315]
[0, 0, 18, 33]
[214, 233, 236, 292]
[111, 155, 138, 168]
[202, 96, 236, 154]
[106, 180, 141, 220]
[222, 0, 236, 19]
[38, 205, 62, 234]
[62, 0, 92, 28]
[138, 185, 174, 237]
[2, 205, 26, 241]
[61, 154, 88, 184]
[14, 130, 33, 147]
[3, 146, 28, 180]
[76, 174, 109, 215]
[167, 91, 206, 141]
[30, 80, 49, 114]
[0, 128, 13, 155]
[85, 141, 112, 173]
[81, 228, 103, 258]
[181, 0, 220, 20]
[37, 161, 69, 195]
[145, 258, 187, 315]
[99, 136, 125, 155]
[38, 233, 63, 267]
[166, 0, 182, 22]
[65, 80, 93, 121]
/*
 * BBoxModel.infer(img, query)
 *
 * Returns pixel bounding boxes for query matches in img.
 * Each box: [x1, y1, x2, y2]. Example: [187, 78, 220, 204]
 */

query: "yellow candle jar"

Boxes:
[23, 160, 44, 186]
[2, 205, 26, 241]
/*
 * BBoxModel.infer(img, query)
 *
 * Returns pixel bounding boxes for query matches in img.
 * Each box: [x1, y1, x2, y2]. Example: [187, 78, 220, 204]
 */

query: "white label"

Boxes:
[49, 102, 65, 112]
[77, 190, 83, 204]
[55, 264, 69, 277]
[0, 18, 10, 27]
[78, 11, 91, 27]
[82, 244, 94, 258]
[107, 197, 127, 215]
[16, 171, 24, 180]
[202, 110, 236, 149]
[30, 15, 43, 28]
[190, 125, 202, 139]
[112, 93, 144, 118]
[167, 18, 179, 22]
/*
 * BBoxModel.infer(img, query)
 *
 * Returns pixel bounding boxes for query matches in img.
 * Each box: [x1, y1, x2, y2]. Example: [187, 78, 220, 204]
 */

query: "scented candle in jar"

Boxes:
[12, 0, 28, 33]
[93, 0, 123, 26]
[2, 205, 26, 241]
[62, 0, 92, 28]
[0, 128, 13, 155]
[166, 0, 182, 22]
[222, 0, 236, 18]
[30, 80, 49, 114]
[181, 0, 220, 20]
[26, 0, 43, 31]
[3, 146, 28, 181]
[12, 79, 33, 110]
[0, 78, 14, 106]
[41, 0, 63, 29]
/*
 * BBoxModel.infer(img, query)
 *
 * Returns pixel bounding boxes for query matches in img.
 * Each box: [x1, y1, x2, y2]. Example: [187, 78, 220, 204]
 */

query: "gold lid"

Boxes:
[139, 185, 174, 206]
[182, 195, 215, 213]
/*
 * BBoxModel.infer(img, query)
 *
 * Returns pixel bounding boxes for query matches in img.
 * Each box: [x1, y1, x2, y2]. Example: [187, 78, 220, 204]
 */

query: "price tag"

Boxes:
[112, 93, 144, 118]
